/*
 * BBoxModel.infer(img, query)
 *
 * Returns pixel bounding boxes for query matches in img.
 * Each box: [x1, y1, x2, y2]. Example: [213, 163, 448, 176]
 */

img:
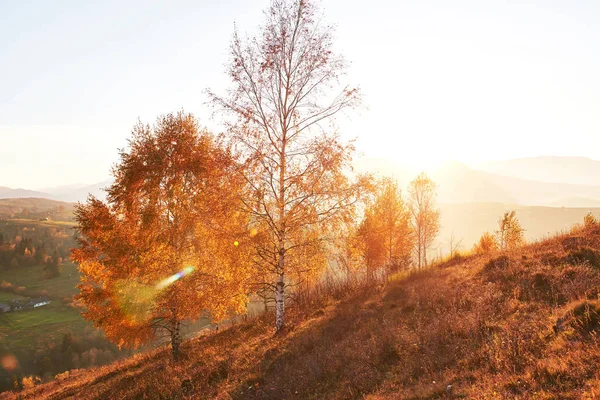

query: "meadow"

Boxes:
[0, 262, 85, 349]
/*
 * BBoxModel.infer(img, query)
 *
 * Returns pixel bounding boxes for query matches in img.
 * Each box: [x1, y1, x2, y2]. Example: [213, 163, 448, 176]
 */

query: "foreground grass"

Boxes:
[6, 225, 600, 399]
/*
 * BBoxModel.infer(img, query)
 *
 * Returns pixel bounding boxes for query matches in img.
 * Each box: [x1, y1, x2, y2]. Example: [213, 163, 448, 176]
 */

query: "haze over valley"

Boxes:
[2, 0, 600, 398]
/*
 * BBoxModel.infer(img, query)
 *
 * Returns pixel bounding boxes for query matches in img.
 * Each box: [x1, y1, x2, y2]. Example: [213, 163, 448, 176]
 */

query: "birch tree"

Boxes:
[408, 172, 440, 269]
[72, 112, 252, 360]
[358, 177, 412, 279]
[209, 0, 363, 332]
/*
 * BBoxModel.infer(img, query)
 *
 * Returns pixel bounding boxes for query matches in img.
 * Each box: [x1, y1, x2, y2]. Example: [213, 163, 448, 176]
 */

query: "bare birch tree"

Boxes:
[408, 172, 440, 269]
[209, 0, 364, 332]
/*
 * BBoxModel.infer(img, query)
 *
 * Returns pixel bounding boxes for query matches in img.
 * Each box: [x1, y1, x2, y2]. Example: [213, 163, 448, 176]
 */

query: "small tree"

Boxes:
[473, 231, 498, 255]
[42, 252, 61, 279]
[448, 231, 463, 259]
[408, 172, 440, 269]
[496, 210, 524, 251]
[357, 177, 412, 279]
[584, 212, 599, 228]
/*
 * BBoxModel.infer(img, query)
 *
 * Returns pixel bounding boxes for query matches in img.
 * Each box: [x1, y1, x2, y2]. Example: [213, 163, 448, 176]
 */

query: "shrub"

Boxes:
[584, 212, 599, 228]
[484, 255, 510, 272]
[556, 301, 600, 335]
[565, 248, 600, 269]
[496, 211, 525, 250]
[473, 232, 498, 255]
[21, 375, 41, 389]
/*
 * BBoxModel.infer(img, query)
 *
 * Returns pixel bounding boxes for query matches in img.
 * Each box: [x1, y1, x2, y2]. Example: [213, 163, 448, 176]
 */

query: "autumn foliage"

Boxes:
[71, 112, 252, 360]
[13, 224, 600, 399]
[357, 177, 412, 279]
[209, 0, 365, 331]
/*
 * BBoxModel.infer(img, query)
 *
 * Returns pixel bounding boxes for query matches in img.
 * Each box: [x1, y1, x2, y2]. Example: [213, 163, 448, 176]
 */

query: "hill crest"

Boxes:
[6, 225, 600, 399]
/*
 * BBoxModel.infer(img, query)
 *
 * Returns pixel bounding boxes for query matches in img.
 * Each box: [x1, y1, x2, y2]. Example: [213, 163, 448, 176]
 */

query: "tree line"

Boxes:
[0, 223, 73, 278]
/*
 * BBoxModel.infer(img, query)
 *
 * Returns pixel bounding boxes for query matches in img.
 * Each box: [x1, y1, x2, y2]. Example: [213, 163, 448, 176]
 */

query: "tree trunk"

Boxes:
[170, 319, 181, 361]
[423, 235, 428, 267]
[275, 272, 285, 332]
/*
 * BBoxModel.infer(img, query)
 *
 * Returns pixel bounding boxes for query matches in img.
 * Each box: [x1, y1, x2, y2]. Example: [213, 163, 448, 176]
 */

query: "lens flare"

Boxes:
[1, 354, 18, 371]
[114, 280, 158, 324]
[234, 241, 239, 246]
[155, 266, 195, 290]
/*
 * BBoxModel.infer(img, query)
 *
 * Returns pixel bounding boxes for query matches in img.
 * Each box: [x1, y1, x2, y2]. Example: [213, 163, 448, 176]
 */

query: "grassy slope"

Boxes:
[7, 226, 600, 399]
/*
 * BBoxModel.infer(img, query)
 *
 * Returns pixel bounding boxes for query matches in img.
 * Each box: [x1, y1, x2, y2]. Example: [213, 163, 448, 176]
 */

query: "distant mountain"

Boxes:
[355, 157, 600, 208]
[471, 156, 600, 186]
[51, 180, 111, 202]
[1, 180, 110, 203]
[0, 186, 51, 199]
[38, 183, 90, 196]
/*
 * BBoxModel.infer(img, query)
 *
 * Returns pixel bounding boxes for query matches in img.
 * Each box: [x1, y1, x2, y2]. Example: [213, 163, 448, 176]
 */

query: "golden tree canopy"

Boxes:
[72, 112, 252, 351]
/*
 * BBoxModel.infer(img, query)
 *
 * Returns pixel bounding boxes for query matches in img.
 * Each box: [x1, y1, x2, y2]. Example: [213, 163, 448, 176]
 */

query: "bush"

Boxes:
[484, 255, 510, 272]
[565, 248, 600, 269]
[21, 375, 41, 389]
[0, 280, 12, 290]
[473, 232, 498, 255]
[584, 212, 599, 228]
[556, 301, 600, 335]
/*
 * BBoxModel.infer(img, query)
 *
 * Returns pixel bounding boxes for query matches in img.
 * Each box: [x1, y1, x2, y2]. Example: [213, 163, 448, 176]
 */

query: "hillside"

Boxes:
[0, 188, 50, 200]
[438, 203, 600, 252]
[0, 198, 75, 221]
[7, 225, 600, 399]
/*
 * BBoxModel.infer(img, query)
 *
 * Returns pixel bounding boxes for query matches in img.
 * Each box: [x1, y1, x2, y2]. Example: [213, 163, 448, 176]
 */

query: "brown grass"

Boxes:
[5, 225, 600, 399]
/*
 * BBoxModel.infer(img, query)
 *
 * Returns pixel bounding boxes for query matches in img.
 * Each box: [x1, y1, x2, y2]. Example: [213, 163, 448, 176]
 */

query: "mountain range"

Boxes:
[355, 156, 600, 208]
[0, 180, 110, 203]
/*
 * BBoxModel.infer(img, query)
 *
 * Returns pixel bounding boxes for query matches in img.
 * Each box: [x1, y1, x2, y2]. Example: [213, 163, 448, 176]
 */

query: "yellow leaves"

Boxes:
[357, 177, 413, 275]
[73, 111, 255, 350]
[474, 232, 499, 255]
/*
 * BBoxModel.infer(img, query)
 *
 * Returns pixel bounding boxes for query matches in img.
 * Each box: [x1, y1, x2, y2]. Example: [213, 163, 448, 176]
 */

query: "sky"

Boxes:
[1, 0, 599, 189]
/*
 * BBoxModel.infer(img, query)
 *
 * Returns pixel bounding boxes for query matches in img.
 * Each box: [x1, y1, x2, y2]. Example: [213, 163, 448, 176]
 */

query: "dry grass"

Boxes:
[5, 225, 600, 399]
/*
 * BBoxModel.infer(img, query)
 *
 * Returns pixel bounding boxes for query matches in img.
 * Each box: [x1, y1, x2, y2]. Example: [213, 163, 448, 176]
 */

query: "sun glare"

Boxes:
[155, 266, 195, 290]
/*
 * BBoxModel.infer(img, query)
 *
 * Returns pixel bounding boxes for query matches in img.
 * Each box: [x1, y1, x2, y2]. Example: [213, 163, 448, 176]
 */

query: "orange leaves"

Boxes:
[408, 172, 440, 268]
[72, 112, 253, 352]
[357, 177, 413, 278]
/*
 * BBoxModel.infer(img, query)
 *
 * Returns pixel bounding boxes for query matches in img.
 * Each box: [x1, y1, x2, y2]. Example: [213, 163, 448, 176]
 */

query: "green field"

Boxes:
[0, 262, 80, 300]
[0, 292, 25, 302]
[3, 218, 76, 228]
[0, 262, 88, 349]
[0, 301, 87, 349]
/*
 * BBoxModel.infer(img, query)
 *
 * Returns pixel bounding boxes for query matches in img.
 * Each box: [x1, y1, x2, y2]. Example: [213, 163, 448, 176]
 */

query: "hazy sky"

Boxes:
[1, 0, 599, 189]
